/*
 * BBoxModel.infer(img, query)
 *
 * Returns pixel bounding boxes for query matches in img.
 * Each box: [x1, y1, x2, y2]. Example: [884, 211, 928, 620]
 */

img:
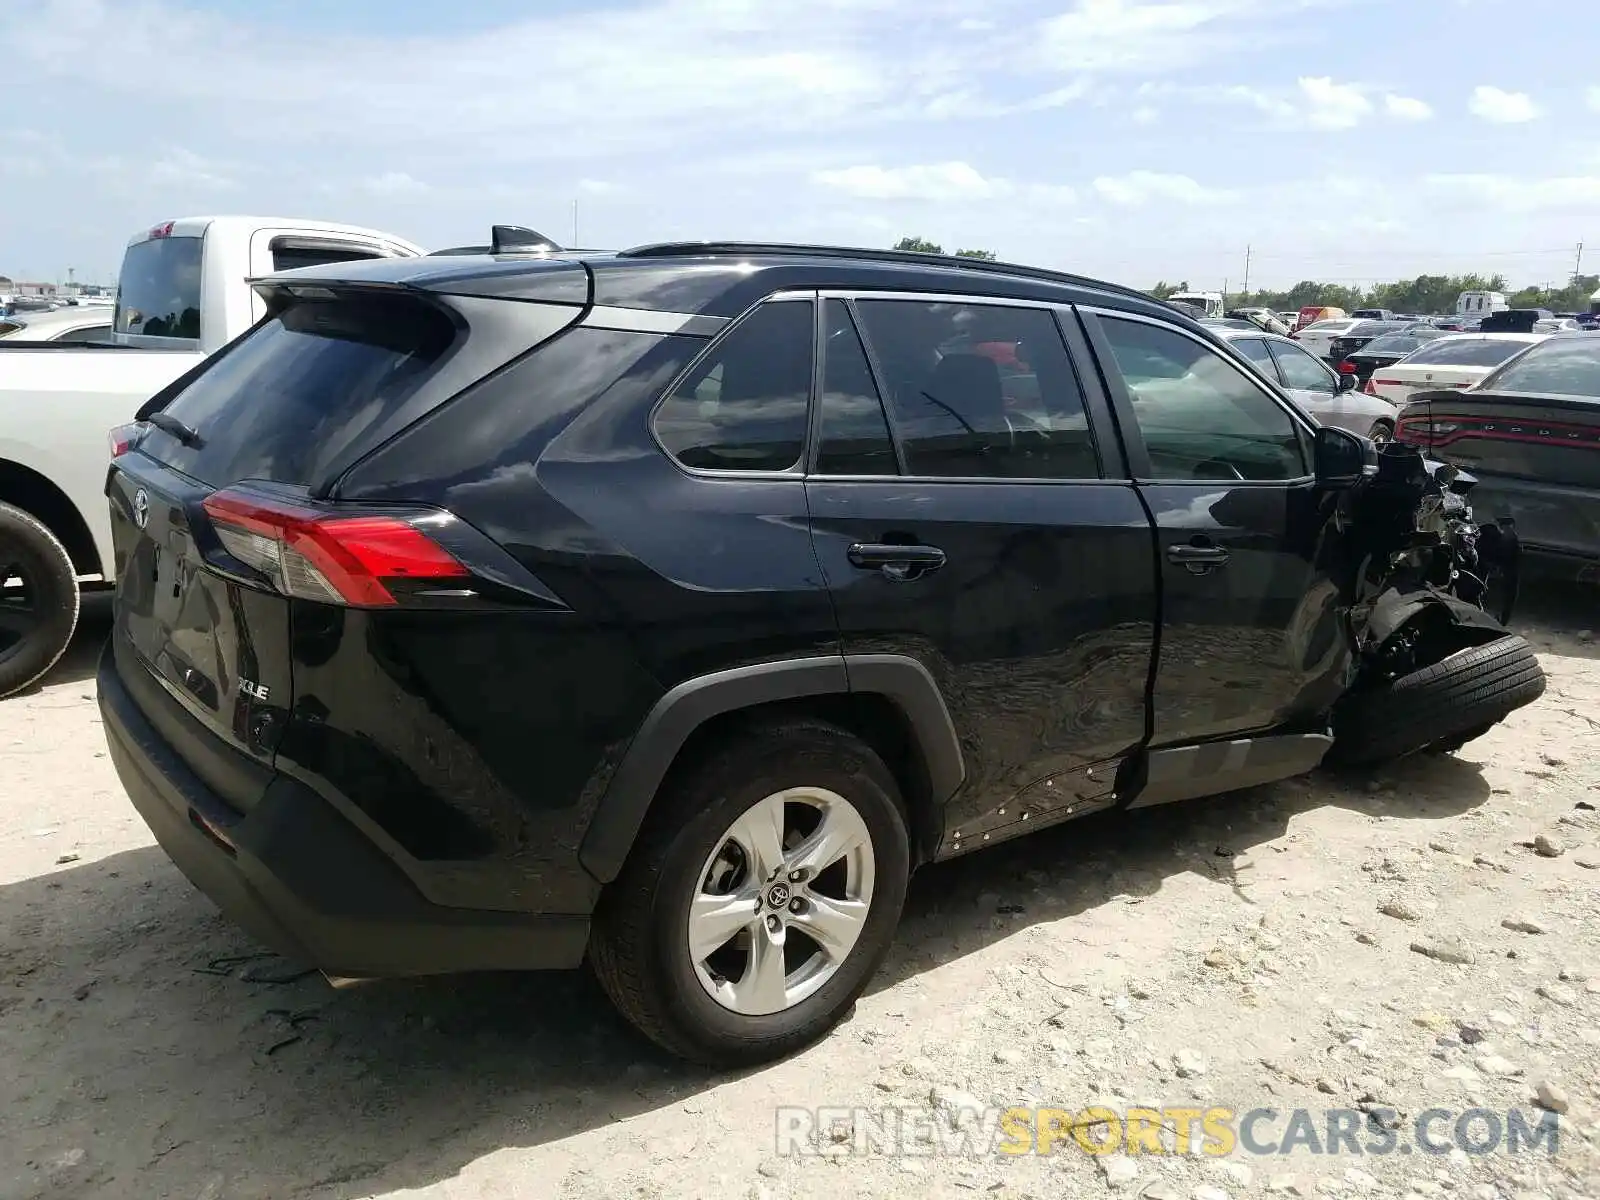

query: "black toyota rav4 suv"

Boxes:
[99, 234, 1543, 1066]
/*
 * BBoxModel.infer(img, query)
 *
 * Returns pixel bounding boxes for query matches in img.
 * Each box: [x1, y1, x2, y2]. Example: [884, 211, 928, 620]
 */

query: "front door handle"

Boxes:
[1167, 542, 1230, 574]
[847, 543, 947, 582]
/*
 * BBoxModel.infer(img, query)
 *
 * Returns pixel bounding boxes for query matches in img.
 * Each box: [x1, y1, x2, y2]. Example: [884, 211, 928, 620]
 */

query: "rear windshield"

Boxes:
[142, 295, 457, 486]
[1398, 339, 1532, 368]
[1483, 338, 1600, 398]
[1361, 333, 1433, 356]
[115, 235, 203, 341]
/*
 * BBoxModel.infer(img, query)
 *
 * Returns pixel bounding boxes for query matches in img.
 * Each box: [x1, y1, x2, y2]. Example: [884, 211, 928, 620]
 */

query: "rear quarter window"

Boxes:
[141, 294, 458, 487]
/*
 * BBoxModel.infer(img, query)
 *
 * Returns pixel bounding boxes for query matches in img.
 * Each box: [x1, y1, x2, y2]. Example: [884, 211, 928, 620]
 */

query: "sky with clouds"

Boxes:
[1, 0, 1594, 292]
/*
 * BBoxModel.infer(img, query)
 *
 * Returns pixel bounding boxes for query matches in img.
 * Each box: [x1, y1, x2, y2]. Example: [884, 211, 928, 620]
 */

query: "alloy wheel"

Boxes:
[688, 786, 875, 1016]
[0, 550, 41, 662]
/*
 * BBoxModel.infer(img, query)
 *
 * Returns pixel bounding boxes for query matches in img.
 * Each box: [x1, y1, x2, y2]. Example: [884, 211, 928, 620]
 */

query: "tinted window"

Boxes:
[852, 299, 1099, 479]
[271, 242, 387, 273]
[1232, 338, 1277, 371]
[114, 235, 203, 341]
[1360, 333, 1433, 356]
[1484, 338, 1600, 398]
[1270, 341, 1336, 392]
[654, 300, 813, 472]
[1400, 338, 1533, 368]
[815, 300, 897, 476]
[1100, 316, 1307, 481]
[145, 294, 456, 486]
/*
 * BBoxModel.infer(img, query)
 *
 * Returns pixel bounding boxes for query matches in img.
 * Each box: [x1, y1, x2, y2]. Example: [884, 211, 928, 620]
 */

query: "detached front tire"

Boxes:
[1331, 635, 1545, 766]
[0, 502, 80, 699]
[589, 718, 911, 1067]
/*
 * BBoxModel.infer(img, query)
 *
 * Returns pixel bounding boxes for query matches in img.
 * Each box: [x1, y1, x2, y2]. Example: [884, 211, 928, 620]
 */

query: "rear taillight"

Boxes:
[1337, 360, 1357, 374]
[202, 488, 468, 607]
[1362, 377, 1377, 395]
[1395, 418, 1460, 444]
[109, 421, 147, 457]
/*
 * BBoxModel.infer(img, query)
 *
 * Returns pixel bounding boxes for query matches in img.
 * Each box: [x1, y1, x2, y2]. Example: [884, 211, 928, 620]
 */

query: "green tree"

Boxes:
[893, 236, 943, 254]
[955, 248, 997, 261]
[1145, 280, 1190, 300]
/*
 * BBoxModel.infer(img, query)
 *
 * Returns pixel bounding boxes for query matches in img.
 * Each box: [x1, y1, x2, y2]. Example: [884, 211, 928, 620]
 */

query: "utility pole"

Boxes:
[572, 199, 580, 247]
[1574, 241, 1584, 285]
[1242, 244, 1251, 299]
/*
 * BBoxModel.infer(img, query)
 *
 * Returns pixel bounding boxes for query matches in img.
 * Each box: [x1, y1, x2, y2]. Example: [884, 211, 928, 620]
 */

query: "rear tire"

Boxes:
[1367, 419, 1394, 444]
[1330, 635, 1545, 767]
[0, 502, 80, 699]
[589, 718, 911, 1067]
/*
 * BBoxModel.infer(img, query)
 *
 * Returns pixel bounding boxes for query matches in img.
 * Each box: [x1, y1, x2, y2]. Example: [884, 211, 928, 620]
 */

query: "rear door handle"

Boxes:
[847, 543, 947, 581]
[1167, 542, 1230, 573]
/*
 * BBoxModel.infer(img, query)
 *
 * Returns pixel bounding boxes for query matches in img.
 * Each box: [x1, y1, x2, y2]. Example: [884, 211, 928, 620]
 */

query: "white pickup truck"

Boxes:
[0, 216, 423, 696]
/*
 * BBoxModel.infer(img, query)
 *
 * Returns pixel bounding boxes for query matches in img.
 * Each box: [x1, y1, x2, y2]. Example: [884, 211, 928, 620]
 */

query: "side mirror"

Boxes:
[1314, 425, 1375, 488]
[1336, 371, 1359, 392]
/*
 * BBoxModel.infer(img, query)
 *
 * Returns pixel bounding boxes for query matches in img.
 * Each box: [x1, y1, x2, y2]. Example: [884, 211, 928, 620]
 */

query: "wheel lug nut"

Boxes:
[789, 898, 806, 914]
[788, 870, 805, 883]
[765, 915, 782, 933]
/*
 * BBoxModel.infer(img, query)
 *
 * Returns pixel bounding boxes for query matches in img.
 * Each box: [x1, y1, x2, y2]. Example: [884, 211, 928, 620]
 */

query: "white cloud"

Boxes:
[1131, 105, 1159, 125]
[356, 171, 429, 197]
[811, 161, 1075, 205]
[1427, 173, 1600, 211]
[1468, 85, 1540, 124]
[1032, 0, 1295, 73]
[577, 178, 622, 196]
[813, 162, 1008, 201]
[1587, 87, 1600, 112]
[1297, 76, 1372, 129]
[1092, 171, 1238, 206]
[1384, 93, 1433, 121]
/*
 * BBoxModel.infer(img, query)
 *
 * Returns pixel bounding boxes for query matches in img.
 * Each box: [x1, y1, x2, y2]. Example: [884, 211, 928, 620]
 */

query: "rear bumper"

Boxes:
[1465, 473, 1600, 570]
[98, 643, 590, 977]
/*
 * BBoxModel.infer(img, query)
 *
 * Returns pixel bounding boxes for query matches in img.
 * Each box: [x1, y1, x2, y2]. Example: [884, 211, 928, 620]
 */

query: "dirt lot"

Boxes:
[3, 589, 1598, 1200]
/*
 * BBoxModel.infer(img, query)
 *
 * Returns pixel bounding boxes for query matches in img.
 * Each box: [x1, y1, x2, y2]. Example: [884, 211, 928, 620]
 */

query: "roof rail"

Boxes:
[616, 241, 1153, 304]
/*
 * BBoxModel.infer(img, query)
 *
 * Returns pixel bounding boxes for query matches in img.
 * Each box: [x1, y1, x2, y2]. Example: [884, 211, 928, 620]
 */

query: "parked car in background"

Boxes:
[1225, 308, 1294, 336]
[1277, 311, 1301, 331]
[1365, 333, 1546, 405]
[1167, 290, 1224, 318]
[1430, 316, 1468, 332]
[94, 234, 1542, 1066]
[1457, 290, 1508, 319]
[1216, 327, 1400, 442]
[1327, 320, 1415, 371]
[1351, 308, 1397, 321]
[0, 308, 116, 343]
[1397, 333, 1600, 573]
[0, 214, 423, 697]
[1294, 317, 1363, 362]
[1533, 318, 1584, 334]
[1335, 327, 1445, 386]
[1297, 304, 1347, 330]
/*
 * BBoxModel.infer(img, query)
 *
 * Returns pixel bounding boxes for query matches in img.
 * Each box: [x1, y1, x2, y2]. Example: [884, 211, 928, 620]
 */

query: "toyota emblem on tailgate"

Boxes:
[133, 488, 150, 530]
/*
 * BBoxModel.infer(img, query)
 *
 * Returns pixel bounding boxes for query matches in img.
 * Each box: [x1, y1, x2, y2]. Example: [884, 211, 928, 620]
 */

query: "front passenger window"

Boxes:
[1099, 316, 1307, 481]
[1270, 341, 1337, 393]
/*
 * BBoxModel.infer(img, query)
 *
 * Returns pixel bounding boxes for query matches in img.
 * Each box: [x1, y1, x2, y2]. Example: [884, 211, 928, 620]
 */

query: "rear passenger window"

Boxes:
[1233, 338, 1276, 372]
[851, 299, 1099, 479]
[816, 300, 898, 476]
[655, 300, 813, 472]
[1099, 316, 1307, 481]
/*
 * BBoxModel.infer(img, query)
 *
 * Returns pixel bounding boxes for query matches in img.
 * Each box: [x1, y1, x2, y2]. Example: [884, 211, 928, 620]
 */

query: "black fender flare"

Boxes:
[577, 653, 965, 884]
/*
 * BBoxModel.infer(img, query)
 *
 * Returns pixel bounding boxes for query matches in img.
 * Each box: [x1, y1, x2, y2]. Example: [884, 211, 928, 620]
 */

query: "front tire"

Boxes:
[1367, 419, 1394, 444]
[1330, 635, 1544, 767]
[0, 502, 80, 699]
[589, 718, 911, 1067]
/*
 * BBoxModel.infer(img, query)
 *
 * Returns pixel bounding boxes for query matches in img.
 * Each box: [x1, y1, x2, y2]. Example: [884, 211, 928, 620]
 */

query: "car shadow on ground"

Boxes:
[3, 752, 1492, 1199]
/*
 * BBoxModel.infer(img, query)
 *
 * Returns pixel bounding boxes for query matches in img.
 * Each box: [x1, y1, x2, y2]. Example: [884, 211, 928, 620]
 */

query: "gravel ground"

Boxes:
[2, 587, 1597, 1200]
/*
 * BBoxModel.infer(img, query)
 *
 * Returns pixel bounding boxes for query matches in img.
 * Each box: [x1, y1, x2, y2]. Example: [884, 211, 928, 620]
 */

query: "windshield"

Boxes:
[1360, 332, 1433, 356]
[1482, 337, 1600, 397]
[1398, 338, 1536, 369]
[114, 235, 203, 342]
